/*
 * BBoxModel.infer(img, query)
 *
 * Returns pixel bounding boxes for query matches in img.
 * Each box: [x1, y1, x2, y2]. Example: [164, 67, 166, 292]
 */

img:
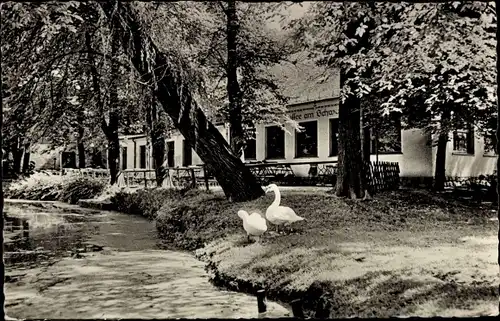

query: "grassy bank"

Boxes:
[8, 175, 497, 317]
[111, 187, 498, 317]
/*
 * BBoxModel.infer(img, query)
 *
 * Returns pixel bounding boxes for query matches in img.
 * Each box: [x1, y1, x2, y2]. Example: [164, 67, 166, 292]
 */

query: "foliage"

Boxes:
[154, 187, 494, 253]
[5, 172, 67, 200]
[5, 171, 105, 203]
[109, 188, 184, 220]
[1, 1, 148, 168]
[59, 176, 107, 204]
[291, 2, 496, 137]
[135, 1, 296, 136]
[155, 190, 239, 251]
[94, 184, 135, 201]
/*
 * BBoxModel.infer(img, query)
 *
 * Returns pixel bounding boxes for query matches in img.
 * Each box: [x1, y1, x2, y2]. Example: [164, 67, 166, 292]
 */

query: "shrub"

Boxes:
[94, 184, 134, 201]
[155, 190, 241, 251]
[5, 172, 67, 201]
[59, 176, 107, 204]
[109, 188, 184, 220]
[5, 171, 106, 204]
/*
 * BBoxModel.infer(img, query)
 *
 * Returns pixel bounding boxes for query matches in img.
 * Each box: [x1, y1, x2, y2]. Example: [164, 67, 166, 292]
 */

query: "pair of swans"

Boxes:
[238, 184, 305, 242]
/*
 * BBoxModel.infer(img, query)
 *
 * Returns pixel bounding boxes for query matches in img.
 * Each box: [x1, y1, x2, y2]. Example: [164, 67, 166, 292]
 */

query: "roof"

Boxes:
[271, 51, 341, 105]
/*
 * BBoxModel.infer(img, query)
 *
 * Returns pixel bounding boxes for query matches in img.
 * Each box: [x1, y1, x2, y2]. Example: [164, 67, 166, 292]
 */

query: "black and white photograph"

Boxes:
[1, 1, 499, 319]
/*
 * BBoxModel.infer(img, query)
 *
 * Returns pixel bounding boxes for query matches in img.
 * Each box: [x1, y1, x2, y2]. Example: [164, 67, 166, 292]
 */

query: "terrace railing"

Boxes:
[61, 168, 110, 181]
[116, 165, 217, 190]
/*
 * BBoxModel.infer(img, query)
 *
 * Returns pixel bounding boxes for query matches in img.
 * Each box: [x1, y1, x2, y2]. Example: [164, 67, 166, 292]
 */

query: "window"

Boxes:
[167, 141, 175, 167]
[484, 135, 497, 155]
[121, 147, 127, 170]
[139, 145, 146, 169]
[295, 121, 318, 158]
[244, 127, 257, 160]
[453, 126, 474, 154]
[265, 126, 285, 159]
[329, 118, 339, 156]
[370, 113, 402, 154]
[183, 140, 192, 166]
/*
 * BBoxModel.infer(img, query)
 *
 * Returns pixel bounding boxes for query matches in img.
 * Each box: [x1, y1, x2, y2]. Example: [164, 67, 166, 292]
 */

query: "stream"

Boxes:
[4, 199, 290, 319]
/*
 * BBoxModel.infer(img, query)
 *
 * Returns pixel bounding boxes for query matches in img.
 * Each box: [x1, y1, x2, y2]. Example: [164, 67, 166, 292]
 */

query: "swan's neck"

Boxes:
[270, 186, 281, 207]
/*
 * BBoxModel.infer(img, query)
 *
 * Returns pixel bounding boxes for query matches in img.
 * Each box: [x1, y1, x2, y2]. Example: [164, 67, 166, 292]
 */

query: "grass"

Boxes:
[152, 188, 497, 318]
[156, 188, 495, 250]
[95, 186, 499, 317]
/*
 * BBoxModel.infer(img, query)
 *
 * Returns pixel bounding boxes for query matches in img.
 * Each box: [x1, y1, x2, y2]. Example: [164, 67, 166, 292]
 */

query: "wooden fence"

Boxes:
[365, 161, 400, 193]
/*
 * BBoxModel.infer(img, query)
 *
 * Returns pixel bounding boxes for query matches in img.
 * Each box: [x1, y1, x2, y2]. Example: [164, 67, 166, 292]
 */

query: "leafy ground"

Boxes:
[154, 188, 498, 318]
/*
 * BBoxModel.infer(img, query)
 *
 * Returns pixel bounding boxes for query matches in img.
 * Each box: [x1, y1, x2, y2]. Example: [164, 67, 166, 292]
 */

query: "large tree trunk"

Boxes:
[433, 132, 448, 191]
[85, 28, 119, 183]
[334, 94, 366, 199]
[21, 143, 30, 173]
[226, 0, 245, 157]
[11, 140, 22, 174]
[333, 70, 367, 199]
[148, 95, 166, 186]
[106, 26, 121, 185]
[77, 141, 86, 168]
[495, 0, 500, 271]
[360, 104, 372, 199]
[0, 29, 5, 318]
[434, 110, 451, 191]
[76, 111, 86, 168]
[101, 2, 264, 201]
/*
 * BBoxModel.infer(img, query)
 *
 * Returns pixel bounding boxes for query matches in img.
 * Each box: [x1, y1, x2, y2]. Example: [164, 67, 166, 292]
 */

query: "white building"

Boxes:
[117, 93, 497, 183]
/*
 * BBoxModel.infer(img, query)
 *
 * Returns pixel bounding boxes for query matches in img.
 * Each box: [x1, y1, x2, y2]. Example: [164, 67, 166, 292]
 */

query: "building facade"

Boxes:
[118, 95, 498, 181]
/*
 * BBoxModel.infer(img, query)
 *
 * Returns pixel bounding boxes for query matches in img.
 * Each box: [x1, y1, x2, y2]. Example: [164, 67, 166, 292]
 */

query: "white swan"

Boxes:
[264, 184, 304, 233]
[238, 210, 268, 242]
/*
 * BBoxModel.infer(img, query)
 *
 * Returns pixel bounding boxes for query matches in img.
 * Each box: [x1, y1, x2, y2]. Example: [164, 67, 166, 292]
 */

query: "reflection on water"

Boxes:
[4, 203, 115, 265]
[4, 200, 292, 319]
[4, 201, 161, 267]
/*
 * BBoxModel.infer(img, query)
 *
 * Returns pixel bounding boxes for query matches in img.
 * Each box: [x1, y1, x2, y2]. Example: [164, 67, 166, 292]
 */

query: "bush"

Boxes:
[5, 172, 67, 201]
[94, 184, 134, 201]
[59, 176, 107, 204]
[155, 190, 242, 251]
[109, 188, 185, 220]
[5, 171, 106, 204]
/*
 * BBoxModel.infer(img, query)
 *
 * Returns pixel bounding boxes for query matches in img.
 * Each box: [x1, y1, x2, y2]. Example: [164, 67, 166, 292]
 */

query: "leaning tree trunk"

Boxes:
[101, 2, 264, 201]
[226, 0, 245, 157]
[334, 93, 367, 199]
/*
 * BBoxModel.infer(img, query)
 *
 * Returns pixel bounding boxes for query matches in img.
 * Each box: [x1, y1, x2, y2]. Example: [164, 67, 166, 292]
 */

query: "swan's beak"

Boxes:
[263, 186, 270, 193]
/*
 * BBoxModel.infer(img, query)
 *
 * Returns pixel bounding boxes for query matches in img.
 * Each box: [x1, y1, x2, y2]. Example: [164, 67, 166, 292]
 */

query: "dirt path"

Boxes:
[4, 200, 290, 319]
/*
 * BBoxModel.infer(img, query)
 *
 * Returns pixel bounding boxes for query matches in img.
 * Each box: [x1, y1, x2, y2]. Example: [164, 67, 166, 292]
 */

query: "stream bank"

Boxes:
[4, 200, 290, 319]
